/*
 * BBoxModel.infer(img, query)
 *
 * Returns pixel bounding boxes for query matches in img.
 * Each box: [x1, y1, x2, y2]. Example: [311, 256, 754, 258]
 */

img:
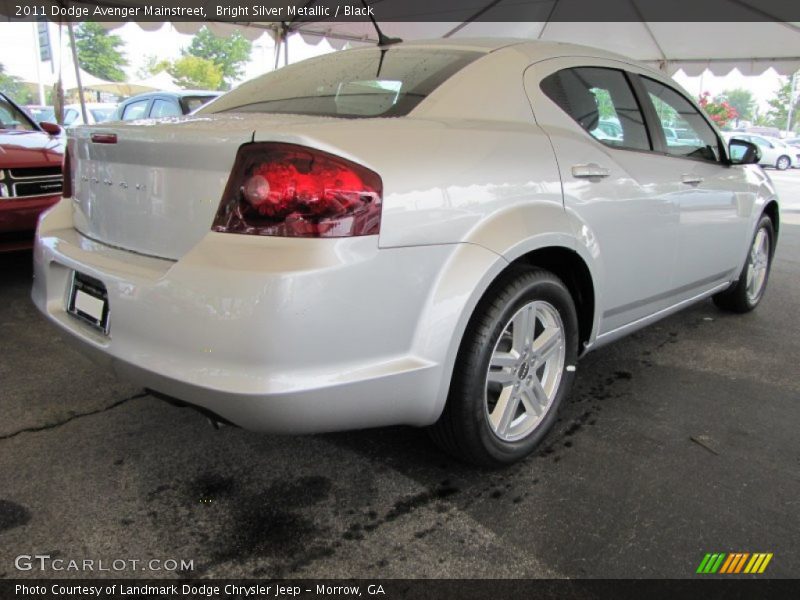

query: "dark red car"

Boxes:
[1, 92, 64, 251]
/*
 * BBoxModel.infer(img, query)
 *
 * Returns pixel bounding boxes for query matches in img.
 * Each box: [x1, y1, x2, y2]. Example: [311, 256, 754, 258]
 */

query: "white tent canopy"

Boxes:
[17, 64, 114, 91]
[90, 70, 182, 97]
[97, 0, 800, 76]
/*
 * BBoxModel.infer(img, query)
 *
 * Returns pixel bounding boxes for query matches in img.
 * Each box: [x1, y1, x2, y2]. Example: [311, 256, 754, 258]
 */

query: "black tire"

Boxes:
[429, 267, 579, 467]
[713, 215, 775, 313]
[776, 155, 791, 171]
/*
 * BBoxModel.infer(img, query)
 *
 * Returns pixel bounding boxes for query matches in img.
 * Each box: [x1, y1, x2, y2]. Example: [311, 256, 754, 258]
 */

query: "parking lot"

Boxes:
[1, 170, 798, 579]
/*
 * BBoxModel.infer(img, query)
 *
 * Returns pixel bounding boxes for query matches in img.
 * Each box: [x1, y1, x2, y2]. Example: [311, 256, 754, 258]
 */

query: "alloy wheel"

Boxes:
[485, 300, 566, 442]
[746, 227, 770, 304]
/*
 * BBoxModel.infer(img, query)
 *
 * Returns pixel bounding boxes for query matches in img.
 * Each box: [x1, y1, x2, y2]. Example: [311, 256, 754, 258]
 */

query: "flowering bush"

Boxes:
[698, 92, 738, 128]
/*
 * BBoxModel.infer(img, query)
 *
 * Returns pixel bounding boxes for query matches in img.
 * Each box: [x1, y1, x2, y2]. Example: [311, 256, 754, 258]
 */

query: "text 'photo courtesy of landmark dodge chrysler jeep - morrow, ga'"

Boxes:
[33, 39, 778, 466]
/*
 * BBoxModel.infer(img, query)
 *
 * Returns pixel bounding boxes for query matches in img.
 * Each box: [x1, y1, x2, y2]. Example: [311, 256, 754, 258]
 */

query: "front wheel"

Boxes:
[713, 215, 775, 313]
[429, 268, 579, 466]
[776, 155, 791, 171]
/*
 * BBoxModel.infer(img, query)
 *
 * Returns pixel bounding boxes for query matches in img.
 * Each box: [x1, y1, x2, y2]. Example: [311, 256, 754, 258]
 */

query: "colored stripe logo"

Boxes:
[697, 552, 773, 574]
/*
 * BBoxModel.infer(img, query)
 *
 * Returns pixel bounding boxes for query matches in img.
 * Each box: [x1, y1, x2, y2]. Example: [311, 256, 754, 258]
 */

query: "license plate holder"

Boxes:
[67, 271, 110, 334]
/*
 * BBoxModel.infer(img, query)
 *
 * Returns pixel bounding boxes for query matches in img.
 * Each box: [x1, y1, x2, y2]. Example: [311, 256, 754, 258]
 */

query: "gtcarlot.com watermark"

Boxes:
[14, 554, 194, 573]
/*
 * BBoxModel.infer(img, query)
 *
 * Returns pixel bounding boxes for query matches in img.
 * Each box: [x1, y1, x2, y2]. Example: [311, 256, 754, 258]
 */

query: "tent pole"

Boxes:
[284, 31, 289, 66]
[66, 21, 88, 125]
[273, 25, 282, 70]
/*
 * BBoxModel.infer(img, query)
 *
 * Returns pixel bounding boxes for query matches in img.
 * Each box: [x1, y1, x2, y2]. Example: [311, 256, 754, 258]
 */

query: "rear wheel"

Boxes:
[776, 155, 791, 170]
[713, 215, 775, 313]
[430, 268, 579, 466]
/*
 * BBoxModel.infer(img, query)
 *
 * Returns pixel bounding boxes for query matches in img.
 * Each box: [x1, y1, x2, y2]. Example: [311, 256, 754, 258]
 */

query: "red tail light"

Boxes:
[62, 146, 72, 198]
[212, 143, 383, 238]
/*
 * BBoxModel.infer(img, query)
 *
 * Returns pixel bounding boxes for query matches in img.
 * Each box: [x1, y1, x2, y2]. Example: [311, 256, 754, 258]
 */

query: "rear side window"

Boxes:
[0, 96, 35, 131]
[202, 48, 482, 119]
[641, 77, 721, 163]
[151, 99, 182, 118]
[121, 100, 149, 121]
[541, 67, 650, 151]
[181, 96, 216, 114]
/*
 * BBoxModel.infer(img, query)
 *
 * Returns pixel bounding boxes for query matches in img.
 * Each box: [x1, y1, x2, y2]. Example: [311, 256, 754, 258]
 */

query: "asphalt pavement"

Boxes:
[1, 170, 798, 579]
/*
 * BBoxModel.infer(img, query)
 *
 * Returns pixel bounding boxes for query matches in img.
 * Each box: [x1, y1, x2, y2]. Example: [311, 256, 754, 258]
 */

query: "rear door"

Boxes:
[633, 75, 750, 294]
[525, 59, 680, 335]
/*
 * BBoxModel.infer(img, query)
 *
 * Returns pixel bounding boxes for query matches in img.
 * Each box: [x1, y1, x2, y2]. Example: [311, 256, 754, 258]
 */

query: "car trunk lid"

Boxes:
[70, 113, 336, 260]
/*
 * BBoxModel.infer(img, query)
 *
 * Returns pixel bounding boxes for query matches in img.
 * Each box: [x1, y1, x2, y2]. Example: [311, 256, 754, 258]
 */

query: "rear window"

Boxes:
[182, 95, 217, 114]
[202, 48, 482, 119]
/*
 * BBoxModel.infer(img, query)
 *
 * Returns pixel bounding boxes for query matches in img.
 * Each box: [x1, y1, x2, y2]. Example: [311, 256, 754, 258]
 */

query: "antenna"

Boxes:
[359, 0, 402, 46]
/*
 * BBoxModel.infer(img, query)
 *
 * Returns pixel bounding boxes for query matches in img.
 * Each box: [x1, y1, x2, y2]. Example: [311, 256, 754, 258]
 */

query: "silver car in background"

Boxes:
[33, 39, 778, 465]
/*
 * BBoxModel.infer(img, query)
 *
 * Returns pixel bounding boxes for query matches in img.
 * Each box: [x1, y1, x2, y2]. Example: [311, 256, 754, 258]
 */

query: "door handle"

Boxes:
[681, 174, 704, 186]
[572, 164, 610, 179]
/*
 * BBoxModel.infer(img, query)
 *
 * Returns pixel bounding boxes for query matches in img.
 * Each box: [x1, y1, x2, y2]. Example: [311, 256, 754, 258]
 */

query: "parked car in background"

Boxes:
[114, 91, 221, 121]
[34, 40, 777, 465]
[724, 132, 797, 170]
[63, 103, 117, 127]
[0, 92, 63, 251]
[592, 118, 622, 141]
[25, 105, 56, 123]
[664, 127, 703, 148]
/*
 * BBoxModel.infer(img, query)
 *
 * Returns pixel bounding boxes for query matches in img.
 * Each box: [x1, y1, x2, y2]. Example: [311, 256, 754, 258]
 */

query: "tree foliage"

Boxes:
[184, 27, 251, 89]
[74, 22, 128, 82]
[137, 54, 171, 80]
[168, 56, 223, 91]
[715, 88, 756, 122]
[764, 75, 799, 132]
[0, 63, 32, 104]
[698, 92, 738, 129]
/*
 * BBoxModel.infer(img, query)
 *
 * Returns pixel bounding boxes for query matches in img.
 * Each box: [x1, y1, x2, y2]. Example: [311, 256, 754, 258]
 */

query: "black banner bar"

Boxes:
[3, 579, 800, 600]
[1, 0, 800, 23]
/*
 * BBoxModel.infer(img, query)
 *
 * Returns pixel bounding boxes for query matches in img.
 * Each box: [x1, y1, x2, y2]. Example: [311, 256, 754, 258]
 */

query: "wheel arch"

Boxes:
[763, 199, 780, 245]
[509, 246, 596, 355]
[416, 238, 598, 426]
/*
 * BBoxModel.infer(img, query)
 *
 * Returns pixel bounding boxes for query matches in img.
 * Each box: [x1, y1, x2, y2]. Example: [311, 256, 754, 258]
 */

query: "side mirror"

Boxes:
[39, 121, 62, 136]
[729, 139, 761, 165]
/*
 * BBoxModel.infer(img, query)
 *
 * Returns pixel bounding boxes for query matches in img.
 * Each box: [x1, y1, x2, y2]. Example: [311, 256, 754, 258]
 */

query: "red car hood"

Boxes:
[0, 130, 63, 168]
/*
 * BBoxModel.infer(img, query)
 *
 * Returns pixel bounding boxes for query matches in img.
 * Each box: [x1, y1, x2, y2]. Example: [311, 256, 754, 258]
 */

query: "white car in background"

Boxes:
[62, 103, 117, 127]
[724, 132, 798, 170]
[34, 39, 778, 466]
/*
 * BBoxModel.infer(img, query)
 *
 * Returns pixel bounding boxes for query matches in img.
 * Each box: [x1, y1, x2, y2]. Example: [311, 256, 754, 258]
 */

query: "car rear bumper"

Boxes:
[32, 198, 501, 433]
[0, 194, 60, 251]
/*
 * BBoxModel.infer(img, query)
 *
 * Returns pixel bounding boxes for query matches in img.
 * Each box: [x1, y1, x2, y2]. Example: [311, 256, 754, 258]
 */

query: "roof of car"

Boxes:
[121, 90, 221, 103]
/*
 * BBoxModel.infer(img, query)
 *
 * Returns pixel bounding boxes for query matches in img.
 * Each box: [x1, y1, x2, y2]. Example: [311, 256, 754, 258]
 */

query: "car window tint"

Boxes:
[540, 67, 650, 151]
[203, 48, 482, 118]
[0, 97, 36, 131]
[151, 99, 182, 118]
[641, 77, 720, 162]
[182, 96, 216, 113]
[122, 100, 149, 121]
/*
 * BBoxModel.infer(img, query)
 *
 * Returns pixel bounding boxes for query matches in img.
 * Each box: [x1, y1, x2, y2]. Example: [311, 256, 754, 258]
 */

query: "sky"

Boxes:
[0, 20, 788, 113]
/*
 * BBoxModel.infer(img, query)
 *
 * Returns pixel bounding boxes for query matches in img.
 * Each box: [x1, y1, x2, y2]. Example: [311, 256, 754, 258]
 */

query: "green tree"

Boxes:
[136, 54, 171, 79]
[716, 88, 756, 122]
[0, 63, 32, 104]
[74, 22, 128, 82]
[168, 56, 223, 91]
[184, 27, 251, 89]
[765, 75, 800, 132]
